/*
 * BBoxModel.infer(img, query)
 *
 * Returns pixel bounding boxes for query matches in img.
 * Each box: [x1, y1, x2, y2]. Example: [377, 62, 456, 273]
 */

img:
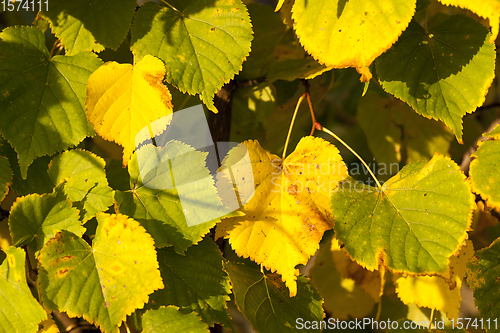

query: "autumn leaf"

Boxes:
[438, 0, 500, 43]
[217, 136, 347, 296]
[291, 0, 416, 81]
[394, 240, 474, 320]
[38, 213, 163, 333]
[331, 154, 474, 275]
[86, 55, 173, 166]
[469, 124, 500, 211]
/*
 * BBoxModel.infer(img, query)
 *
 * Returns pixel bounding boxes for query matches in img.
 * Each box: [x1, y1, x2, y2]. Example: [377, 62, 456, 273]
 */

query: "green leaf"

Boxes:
[466, 237, 500, 332]
[148, 238, 231, 328]
[0, 246, 47, 333]
[9, 187, 83, 255]
[130, 0, 253, 112]
[0, 26, 102, 178]
[224, 261, 324, 333]
[40, 0, 137, 55]
[1, 139, 53, 196]
[291, 0, 416, 79]
[376, 15, 496, 142]
[331, 154, 474, 273]
[357, 92, 453, 166]
[48, 149, 114, 221]
[142, 306, 210, 333]
[115, 142, 235, 253]
[469, 124, 500, 210]
[0, 156, 12, 202]
[38, 213, 164, 333]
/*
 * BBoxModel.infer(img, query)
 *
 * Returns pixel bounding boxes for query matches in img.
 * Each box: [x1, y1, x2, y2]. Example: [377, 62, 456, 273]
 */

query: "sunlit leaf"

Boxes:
[224, 261, 324, 332]
[131, 0, 253, 112]
[469, 124, 500, 211]
[86, 55, 173, 166]
[0, 26, 102, 178]
[332, 154, 474, 274]
[148, 237, 232, 327]
[142, 306, 209, 333]
[38, 213, 163, 333]
[0, 246, 47, 333]
[115, 142, 236, 253]
[40, 0, 137, 55]
[291, 0, 416, 81]
[394, 240, 474, 319]
[466, 236, 500, 327]
[9, 188, 83, 255]
[48, 149, 114, 221]
[437, 0, 500, 43]
[376, 15, 496, 142]
[217, 137, 347, 296]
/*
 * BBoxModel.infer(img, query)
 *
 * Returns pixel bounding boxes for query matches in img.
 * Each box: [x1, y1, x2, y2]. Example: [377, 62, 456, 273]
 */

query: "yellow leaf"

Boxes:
[394, 240, 474, 320]
[275, 0, 285, 12]
[38, 315, 59, 333]
[438, 0, 500, 43]
[217, 137, 348, 296]
[291, 0, 416, 78]
[86, 55, 173, 166]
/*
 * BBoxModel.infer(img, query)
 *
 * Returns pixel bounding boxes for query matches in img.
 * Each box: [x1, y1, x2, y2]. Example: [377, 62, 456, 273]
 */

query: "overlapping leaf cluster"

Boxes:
[0, 0, 499, 332]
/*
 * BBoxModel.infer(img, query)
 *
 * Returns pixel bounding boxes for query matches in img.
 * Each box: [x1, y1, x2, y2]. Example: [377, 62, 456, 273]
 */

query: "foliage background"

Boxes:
[1, 0, 500, 332]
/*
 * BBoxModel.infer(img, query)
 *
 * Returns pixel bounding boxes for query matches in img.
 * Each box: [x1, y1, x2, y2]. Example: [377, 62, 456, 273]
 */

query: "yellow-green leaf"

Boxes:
[331, 154, 474, 274]
[394, 240, 473, 320]
[291, 0, 416, 80]
[0, 246, 47, 333]
[38, 213, 164, 333]
[438, 0, 500, 43]
[469, 124, 500, 211]
[86, 55, 173, 166]
[217, 137, 347, 296]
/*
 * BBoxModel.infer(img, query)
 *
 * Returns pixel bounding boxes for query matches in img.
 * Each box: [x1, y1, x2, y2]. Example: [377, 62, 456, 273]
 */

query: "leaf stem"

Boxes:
[302, 80, 317, 136]
[321, 126, 382, 189]
[282, 93, 306, 160]
[160, 0, 181, 13]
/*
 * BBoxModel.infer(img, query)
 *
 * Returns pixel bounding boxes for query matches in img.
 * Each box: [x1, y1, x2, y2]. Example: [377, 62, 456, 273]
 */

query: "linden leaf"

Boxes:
[466, 236, 500, 326]
[0, 26, 102, 178]
[142, 306, 209, 333]
[86, 55, 173, 166]
[331, 154, 474, 274]
[394, 240, 474, 320]
[469, 124, 500, 211]
[38, 213, 163, 333]
[130, 0, 253, 112]
[357, 92, 453, 165]
[0, 156, 12, 202]
[376, 15, 496, 142]
[115, 142, 236, 253]
[40, 0, 137, 55]
[437, 0, 500, 43]
[48, 149, 114, 221]
[217, 137, 347, 296]
[291, 0, 416, 79]
[148, 238, 232, 327]
[0, 246, 47, 333]
[310, 236, 377, 319]
[9, 188, 84, 256]
[224, 261, 324, 333]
